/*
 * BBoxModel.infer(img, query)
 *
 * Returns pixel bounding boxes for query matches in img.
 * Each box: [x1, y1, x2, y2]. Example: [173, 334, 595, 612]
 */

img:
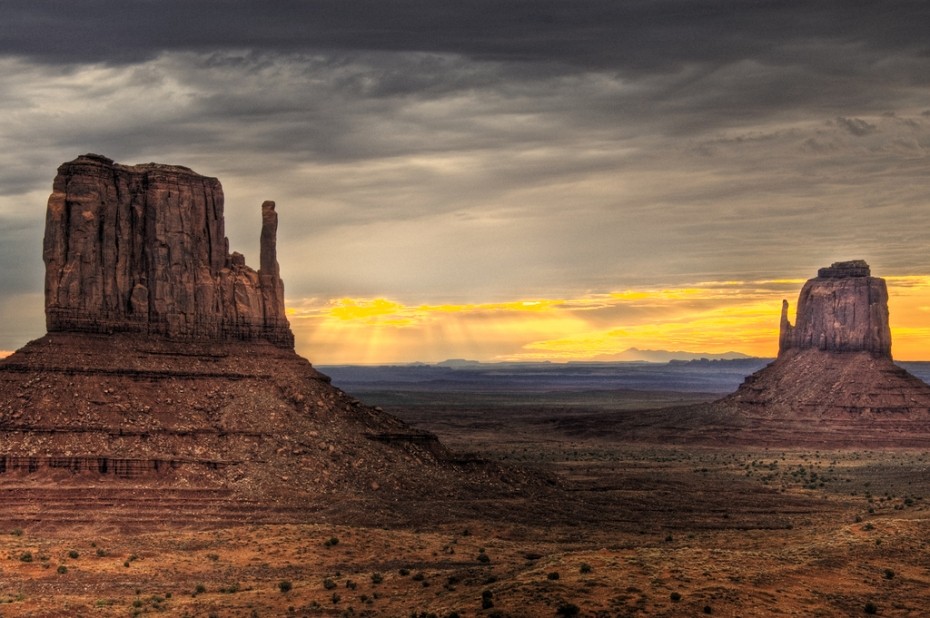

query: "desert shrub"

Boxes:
[346, 580, 357, 590]
[670, 592, 682, 602]
[68, 550, 80, 559]
[579, 563, 592, 574]
[20, 551, 33, 562]
[371, 572, 384, 584]
[547, 571, 560, 580]
[481, 589, 494, 609]
[412, 572, 425, 582]
[323, 578, 337, 590]
[96, 548, 107, 557]
[331, 592, 341, 604]
[57, 565, 68, 574]
[864, 601, 878, 614]
[11, 528, 23, 536]
[883, 568, 895, 580]
[194, 584, 206, 595]
[704, 605, 713, 614]
[324, 537, 339, 547]
[279, 580, 292, 593]
[399, 568, 410, 576]
[477, 553, 490, 564]
[556, 603, 580, 616]
[206, 553, 219, 561]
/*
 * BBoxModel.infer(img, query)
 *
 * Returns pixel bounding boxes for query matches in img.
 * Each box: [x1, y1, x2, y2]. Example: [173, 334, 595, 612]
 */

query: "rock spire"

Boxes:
[43, 154, 293, 347]
[778, 260, 891, 357]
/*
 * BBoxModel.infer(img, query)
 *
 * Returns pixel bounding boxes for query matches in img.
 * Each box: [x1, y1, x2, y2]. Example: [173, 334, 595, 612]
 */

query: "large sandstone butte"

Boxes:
[0, 155, 509, 527]
[43, 154, 293, 347]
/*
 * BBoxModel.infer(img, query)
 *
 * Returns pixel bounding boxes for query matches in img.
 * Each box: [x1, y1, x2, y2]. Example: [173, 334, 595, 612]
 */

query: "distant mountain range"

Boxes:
[431, 349, 753, 367]
[587, 348, 753, 363]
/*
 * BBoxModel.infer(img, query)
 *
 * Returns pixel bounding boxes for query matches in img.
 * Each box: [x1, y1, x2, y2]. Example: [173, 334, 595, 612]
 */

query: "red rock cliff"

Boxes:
[778, 260, 891, 358]
[43, 154, 294, 347]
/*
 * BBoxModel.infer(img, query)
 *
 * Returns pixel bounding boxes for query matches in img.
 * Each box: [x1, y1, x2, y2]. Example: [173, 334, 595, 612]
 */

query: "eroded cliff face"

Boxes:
[43, 154, 293, 347]
[778, 260, 891, 358]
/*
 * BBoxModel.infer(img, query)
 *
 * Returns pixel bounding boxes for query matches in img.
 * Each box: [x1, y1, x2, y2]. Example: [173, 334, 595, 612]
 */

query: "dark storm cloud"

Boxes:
[3, 1, 929, 73]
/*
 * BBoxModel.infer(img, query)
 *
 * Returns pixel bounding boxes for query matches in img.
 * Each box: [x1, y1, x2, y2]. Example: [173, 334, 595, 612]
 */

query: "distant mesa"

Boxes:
[0, 154, 509, 525]
[594, 348, 752, 363]
[435, 358, 483, 368]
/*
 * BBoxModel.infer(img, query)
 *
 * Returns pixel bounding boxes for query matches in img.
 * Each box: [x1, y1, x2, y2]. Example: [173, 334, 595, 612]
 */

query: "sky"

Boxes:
[2, 1, 930, 363]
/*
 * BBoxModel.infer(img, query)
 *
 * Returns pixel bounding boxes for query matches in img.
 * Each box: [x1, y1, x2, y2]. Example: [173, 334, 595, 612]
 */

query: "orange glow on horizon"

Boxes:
[286, 276, 930, 364]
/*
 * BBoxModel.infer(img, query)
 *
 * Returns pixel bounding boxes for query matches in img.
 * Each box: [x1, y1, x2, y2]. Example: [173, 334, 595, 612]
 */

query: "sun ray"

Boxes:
[286, 275, 930, 363]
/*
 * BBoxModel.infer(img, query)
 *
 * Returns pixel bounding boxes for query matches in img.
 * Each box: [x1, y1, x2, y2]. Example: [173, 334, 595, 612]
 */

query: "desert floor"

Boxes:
[2, 392, 930, 617]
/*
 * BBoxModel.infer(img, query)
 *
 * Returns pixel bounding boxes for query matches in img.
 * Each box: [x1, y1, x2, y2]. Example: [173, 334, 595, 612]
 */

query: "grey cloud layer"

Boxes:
[1, 1, 929, 351]
[4, 1, 929, 71]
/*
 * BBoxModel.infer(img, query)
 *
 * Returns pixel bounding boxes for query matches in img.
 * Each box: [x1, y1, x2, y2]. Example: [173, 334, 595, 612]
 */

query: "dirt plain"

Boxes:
[2, 389, 930, 617]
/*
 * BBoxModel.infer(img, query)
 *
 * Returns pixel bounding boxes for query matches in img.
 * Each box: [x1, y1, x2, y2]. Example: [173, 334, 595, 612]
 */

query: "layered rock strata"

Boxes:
[43, 154, 293, 347]
[0, 332, 494, 525]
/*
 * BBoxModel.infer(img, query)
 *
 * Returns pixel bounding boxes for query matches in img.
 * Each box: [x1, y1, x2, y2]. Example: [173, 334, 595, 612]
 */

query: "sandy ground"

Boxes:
[2, 396, 930, 617]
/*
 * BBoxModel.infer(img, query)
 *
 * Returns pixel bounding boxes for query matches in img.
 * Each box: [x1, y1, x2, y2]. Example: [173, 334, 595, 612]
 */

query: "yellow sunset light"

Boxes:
[285, 275, 930, 364]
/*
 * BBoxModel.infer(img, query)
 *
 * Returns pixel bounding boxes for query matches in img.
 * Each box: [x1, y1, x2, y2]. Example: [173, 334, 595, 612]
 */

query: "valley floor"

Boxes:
[2, 391, 930, 617]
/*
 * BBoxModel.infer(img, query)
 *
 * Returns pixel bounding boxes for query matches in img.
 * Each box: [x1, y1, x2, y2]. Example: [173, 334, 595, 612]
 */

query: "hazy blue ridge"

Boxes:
[320, 359, 930, 397]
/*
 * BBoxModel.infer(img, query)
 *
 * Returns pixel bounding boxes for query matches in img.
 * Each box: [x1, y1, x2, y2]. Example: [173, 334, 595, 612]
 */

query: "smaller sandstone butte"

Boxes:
[604, 261, 930, 448]
[715, 260, 930, 445]
[778, 260, 891, 357]
[43, 154, 293, 347]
